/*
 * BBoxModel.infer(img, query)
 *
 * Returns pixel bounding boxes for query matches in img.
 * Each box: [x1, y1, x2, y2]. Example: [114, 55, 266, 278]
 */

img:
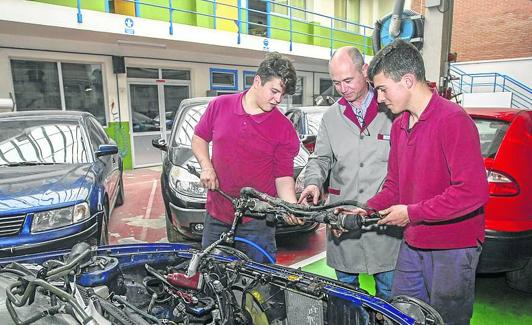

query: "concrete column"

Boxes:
[421, 0, 454, 89]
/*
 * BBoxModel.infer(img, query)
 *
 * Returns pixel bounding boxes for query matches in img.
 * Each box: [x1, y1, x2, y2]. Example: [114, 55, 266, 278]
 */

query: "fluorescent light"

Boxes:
[117, 40, 167, 49]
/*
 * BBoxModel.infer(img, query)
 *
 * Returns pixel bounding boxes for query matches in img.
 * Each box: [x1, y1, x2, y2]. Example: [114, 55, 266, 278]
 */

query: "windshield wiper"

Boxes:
[0, 161, 61, 167]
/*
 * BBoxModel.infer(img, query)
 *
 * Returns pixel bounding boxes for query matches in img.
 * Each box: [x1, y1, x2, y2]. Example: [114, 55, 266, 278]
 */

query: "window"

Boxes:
[11, 60, 61, 110]
[472, 118, 509, 158]
[127, 67, 159, 79]
[243, 71, 256, 89]
[334, 0, 347, 30]
[162, 69, 190, 80]
[319, 78, 334, 96]
[272, 0, 306, 20]
[210, 68, 238, 91]
[248, 0, 268, 36]
[62, 63, 106, 125]
[292, 76, 304, 105]
[87, 118, 108, 152]
[0, 119, 89, 165]
[10, 60, 107, 125]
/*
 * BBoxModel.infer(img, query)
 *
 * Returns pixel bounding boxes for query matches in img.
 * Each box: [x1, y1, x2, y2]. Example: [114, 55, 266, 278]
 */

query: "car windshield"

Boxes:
[298, 110, 324, 136]
[172, 104, 208, 147]
[472, 118, 509, 159]
[0, 119, 89, 166]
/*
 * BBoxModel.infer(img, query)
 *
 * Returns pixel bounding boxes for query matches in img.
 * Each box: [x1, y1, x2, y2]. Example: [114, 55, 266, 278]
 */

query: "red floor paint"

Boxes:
[109, 167, 327, 266]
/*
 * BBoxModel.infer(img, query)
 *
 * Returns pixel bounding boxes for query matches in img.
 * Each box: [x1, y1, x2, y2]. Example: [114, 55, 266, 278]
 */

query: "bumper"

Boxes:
[0, 222, 98, 257]
[477, 229, 532, 273]
[169, 202, 205, 240]
[167, 202, 318, 241]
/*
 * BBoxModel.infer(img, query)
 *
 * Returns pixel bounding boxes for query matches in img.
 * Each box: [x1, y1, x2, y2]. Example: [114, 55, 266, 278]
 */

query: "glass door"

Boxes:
[129, 83, 161, 167]
[129, 82, 190, 168]
[162, 85, 189, 137]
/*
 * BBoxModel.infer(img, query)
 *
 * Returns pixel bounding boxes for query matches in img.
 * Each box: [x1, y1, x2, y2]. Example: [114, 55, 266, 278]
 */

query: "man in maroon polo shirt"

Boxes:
[347, 40, 488, 324]
[191, 52, 300, 263]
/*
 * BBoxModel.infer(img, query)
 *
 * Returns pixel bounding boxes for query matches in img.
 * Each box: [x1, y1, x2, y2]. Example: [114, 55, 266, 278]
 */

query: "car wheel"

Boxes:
[506, 257, 532, 293]
[165, 213, 186, 243]
[99, 206, 110, 246]
[115, 176, 125, 207]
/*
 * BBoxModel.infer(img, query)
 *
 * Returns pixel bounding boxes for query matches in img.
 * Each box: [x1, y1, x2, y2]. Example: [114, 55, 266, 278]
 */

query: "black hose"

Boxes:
[112, 294, 161, 324]
[240, 187, 365, 214]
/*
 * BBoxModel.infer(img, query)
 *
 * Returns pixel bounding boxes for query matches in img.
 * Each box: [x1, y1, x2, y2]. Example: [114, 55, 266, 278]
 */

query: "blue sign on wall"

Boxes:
[125, 18, 134, 35]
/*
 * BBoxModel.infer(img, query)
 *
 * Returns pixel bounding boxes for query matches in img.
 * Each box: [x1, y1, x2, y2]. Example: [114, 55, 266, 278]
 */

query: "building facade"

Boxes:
[1, 0, 401, 169]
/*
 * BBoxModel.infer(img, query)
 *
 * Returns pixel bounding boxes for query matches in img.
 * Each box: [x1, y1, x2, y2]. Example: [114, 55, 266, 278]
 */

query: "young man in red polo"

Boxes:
[348, 40, 488, 324]
[192, 52, 300, 263]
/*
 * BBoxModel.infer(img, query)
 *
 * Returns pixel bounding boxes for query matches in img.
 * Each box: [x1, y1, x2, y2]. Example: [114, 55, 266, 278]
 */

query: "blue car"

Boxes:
[0, 111, 124, 256]
[0, 242, 443, 324]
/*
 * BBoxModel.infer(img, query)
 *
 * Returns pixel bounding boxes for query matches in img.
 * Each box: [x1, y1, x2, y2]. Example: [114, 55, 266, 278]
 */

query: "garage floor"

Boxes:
[108, 167, 327, 267]
[110, 167, 532, 324]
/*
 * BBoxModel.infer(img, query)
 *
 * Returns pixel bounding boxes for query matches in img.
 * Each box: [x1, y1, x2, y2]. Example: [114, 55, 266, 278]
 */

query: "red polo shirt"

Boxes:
[367, 92, 489, 249]
[195, 92, 300, 224]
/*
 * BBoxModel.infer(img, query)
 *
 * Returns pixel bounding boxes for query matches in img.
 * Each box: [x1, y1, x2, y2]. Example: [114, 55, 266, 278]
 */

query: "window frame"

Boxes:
[209, 68, 238, 91]
[9, 58, 109, 127]
[243, 70, 256, 90]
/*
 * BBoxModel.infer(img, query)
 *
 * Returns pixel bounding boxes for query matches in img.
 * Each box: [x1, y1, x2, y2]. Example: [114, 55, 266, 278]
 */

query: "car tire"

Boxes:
[506, 257, 532, 293]
[165, 213, 186, 243]
[115, 176, 125, 207]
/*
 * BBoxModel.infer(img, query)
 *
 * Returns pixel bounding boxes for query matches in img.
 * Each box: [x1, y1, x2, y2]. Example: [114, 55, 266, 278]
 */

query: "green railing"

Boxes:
[32, 0, 374, 56]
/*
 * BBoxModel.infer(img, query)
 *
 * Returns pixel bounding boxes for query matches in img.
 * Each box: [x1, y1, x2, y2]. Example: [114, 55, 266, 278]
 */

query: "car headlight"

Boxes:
[32, 202, 90, 233]
[169, 165, 207, 200]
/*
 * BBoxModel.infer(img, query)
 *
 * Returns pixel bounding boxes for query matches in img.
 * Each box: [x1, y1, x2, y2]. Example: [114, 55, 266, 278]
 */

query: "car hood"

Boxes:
[0, 164, 92, 214]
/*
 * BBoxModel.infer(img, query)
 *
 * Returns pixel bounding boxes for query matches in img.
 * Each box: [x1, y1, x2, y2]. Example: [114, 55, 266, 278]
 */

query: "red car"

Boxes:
[467, 107, 532, 292]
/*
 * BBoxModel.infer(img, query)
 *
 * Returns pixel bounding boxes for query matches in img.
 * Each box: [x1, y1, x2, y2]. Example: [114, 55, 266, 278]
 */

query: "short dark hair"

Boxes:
[256, 52, 297, 95]
[368, 39, 426, 82]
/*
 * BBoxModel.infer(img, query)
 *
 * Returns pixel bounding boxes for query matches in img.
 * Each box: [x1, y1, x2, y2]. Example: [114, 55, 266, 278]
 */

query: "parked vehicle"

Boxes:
[467, 107, 532, 292]
[285, 106, 327, 153]
[132, 111, 160, 132]
[152, 97, 316, 242]
[0, 111, 123, 256]
[0, 241, 442, 325]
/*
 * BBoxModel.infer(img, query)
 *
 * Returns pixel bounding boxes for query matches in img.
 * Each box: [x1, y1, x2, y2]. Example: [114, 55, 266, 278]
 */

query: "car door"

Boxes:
[86, 117, 120, 205]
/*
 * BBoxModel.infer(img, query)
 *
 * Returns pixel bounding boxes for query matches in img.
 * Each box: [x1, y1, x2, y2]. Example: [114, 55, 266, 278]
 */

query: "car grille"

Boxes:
[0, 215, 26, 237]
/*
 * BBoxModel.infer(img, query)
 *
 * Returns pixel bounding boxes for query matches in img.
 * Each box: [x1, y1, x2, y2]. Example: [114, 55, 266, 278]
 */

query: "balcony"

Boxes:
[30, 0, 374, 56]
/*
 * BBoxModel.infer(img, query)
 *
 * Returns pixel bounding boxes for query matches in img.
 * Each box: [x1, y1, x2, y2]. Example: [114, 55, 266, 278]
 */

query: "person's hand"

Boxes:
[330, 226, 345, 238]
[298, 185, 320, 205]
[377, 205, 410, 227]
[199, 168, 219, 190]
[283, 214, 304, 225]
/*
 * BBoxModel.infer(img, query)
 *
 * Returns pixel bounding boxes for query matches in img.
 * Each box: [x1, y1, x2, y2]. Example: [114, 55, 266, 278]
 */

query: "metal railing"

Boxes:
[450, 65, 532, 109]
[70, 0, 374, 56]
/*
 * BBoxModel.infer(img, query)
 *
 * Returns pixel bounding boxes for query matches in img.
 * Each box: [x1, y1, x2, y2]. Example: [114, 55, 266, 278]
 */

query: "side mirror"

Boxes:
[95, 144, 118, 157]
[314, 95, 335, 106]
[314, 95, 325, 106]
[152, 137, 168, 152]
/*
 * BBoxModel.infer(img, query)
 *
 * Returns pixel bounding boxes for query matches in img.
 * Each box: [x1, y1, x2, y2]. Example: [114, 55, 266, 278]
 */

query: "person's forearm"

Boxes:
[191, 135, 213, 170]
[275, 176, 297, 203]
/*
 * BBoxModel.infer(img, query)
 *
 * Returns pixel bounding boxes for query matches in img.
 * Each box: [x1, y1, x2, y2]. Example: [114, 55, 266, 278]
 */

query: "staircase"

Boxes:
[450, 65, 532, 109]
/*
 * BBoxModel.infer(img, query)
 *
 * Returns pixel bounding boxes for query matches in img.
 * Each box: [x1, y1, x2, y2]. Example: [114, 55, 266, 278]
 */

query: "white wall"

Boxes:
[462, 92, 513, 108]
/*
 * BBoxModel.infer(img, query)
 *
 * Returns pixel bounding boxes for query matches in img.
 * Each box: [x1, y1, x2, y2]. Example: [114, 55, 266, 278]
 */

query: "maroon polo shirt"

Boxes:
[194, 91, 300, 224]
[367, 92, 489, 249]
